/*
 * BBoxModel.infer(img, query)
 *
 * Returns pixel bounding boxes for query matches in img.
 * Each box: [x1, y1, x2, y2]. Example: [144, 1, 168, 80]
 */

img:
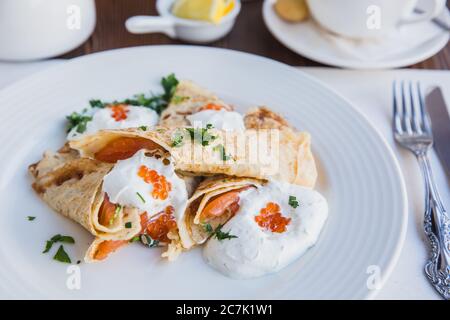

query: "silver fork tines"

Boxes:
[393, 80, 450, 300]
[393, 80, 432, 150]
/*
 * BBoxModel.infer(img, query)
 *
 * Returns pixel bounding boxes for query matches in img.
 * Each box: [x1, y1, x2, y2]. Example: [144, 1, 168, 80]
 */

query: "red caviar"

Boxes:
[255, 202, 291, 233]
[110, 104, 129, 121]
[145, 206, 177, 243]
[138, 165, 172, 200]
[199, 103, 231, 112]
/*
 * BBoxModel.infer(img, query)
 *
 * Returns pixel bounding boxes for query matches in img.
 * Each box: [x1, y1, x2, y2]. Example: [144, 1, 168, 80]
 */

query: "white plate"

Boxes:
[263, 0, 449, 69]
[0, 46, 407, 299]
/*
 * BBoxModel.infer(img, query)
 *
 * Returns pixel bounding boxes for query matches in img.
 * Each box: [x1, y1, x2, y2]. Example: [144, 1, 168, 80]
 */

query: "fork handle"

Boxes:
[417, 153, 450, 299]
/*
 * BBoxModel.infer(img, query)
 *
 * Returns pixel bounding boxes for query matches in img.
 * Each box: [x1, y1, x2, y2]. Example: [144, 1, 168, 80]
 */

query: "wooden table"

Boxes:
[64, 0, 450, 69]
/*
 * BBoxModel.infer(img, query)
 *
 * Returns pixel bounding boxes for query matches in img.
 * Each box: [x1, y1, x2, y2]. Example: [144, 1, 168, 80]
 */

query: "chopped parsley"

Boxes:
[125, 222, 132, 229]
[204, 223, 237, 241]
[66, 74, 179, 132]
[171, 131, 185, 147]
[89, 99, 106, 108]
[186, 124, 217, 146]
[288, 195, 299, 208]
[27, 216, 36, 221]
[130, 236, 140, 243]
[66, 112, 93, 133]
[213, 144, 232, 161]
[120, 73, 179, 114]
[161, 73, 179, 102]
[53, 245, 71, 264]
[139, 234, 160, 248]
[138, 125, 148, 131]
[171, 95, 189, 104]
[203, 223, 213, 233]
[43, 234, 75, 253]
[136, 192, 146, 203]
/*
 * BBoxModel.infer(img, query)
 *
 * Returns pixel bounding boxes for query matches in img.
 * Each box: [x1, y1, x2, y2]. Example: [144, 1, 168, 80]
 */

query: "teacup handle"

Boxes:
[400, 0, 446, 25]
[125, 16, 176, 38]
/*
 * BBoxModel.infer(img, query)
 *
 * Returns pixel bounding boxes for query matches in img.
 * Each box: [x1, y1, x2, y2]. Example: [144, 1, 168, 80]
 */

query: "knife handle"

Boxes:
[418, 154, 450, 299]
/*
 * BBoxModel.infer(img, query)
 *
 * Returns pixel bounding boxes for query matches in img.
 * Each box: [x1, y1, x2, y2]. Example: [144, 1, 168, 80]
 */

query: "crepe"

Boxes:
[159, 80, 232, 128]
[178, 176, 263, 249]
[69, 124, 315, 186]
[29, 151, 142, 262]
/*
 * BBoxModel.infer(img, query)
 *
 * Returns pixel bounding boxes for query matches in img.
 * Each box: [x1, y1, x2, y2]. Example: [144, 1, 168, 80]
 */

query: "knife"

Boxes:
[426, 87, 450, 175]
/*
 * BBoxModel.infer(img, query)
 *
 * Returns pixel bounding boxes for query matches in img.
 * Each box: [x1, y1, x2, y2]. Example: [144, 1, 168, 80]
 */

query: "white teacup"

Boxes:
[306, 0, 446, 39]
[0, 0, 96, 61]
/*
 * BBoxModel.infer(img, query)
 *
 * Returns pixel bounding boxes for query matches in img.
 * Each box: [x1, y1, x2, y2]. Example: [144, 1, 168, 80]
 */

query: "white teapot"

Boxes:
[0, 0, 96, 61]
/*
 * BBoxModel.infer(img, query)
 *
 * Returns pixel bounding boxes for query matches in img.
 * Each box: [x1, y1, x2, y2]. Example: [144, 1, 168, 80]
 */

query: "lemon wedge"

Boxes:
[223, 0, 235, 16]
[172, 0, 233, 24]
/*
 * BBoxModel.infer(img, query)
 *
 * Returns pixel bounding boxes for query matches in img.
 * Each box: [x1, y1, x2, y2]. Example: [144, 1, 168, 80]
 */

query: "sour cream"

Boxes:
[102, 150, 188, 220]
[67, 105, 159, 140]
[187, 109, 245, 131]
[203, 181, 328, 279]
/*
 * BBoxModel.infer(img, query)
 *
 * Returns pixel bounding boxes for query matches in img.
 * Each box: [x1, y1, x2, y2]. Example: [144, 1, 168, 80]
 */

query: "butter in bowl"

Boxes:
[126, 0, 241, 43]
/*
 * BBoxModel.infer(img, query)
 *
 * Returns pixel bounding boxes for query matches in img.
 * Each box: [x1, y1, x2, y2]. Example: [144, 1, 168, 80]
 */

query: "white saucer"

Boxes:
[263, 0, 449, 69]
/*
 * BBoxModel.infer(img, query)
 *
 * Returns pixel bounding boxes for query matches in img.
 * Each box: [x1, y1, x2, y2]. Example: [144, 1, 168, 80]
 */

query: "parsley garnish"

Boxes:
[171, 95, 189, 104]
[53, 245, 71, 264]
[203, 223, 213, 233]
[186, 125, 217, 146]
[66, 112, 93, 133]
[89, 99, 106, 108]
[125, 222, 132, 229]
[204, 223, 237, 241]
[139, 125, 148, 131]
[120, 73, 179, 114]
[27, 216, 36, 221]
[171, 131, 185, 147]
[130, 236, 140, 243]
[136, 192, 146, 203]
[213, 144, 231, 161]
[161, 73, 179, 102]
[65, 74, 179, 132]
[139, 234, 160, 248]
[43, 234, 75, 253]
[288, 196, 299, 208]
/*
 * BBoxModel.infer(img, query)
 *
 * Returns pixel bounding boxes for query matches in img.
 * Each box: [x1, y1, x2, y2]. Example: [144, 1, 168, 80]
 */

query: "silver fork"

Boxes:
[393, 80, 450, 300]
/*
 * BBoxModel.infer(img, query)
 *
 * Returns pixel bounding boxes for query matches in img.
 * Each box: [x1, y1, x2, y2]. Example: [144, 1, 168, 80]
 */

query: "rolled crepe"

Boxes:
[178, 176, 263, 249]
[29, 151, 142, 262]
[69, 125, 316, 186]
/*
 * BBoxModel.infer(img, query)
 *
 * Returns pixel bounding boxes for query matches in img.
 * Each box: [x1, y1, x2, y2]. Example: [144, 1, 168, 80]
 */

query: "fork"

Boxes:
[393, 80, 450, 300]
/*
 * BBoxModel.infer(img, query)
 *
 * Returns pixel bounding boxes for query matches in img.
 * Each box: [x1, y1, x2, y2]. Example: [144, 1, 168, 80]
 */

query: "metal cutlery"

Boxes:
[426, 87, 450, 176]
[393, 80, 450, 300]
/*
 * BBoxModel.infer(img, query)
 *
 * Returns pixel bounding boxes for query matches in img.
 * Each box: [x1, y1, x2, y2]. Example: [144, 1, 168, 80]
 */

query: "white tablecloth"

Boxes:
[0, 60, 448, 300]
[300, 67, 450, 300]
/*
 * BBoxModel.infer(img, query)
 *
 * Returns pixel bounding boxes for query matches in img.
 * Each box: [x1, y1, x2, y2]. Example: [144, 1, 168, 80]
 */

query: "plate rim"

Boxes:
[262, 0, 450, 70]
[0, 45, 408, 299]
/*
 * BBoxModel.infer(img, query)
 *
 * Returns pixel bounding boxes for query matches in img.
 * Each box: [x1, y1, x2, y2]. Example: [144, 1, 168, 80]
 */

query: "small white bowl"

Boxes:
[126, 0, 241, 43]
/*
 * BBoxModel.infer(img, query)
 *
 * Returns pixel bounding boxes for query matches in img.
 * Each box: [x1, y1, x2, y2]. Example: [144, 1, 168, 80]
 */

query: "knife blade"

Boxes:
[426, 87, 450, 175]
